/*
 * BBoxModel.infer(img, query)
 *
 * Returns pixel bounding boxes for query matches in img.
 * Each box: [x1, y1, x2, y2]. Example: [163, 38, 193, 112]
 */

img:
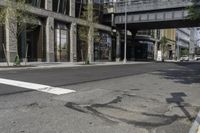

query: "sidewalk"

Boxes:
[0, 61, 151, 71]
[189, 112, 200, 133]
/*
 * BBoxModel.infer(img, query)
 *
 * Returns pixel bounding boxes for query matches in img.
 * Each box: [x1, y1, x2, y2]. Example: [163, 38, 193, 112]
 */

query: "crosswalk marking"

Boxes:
[0, 78, 75, 95]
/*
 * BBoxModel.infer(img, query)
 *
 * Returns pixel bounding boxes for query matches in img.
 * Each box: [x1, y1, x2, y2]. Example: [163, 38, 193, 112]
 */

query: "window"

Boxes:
[25, 0, 44, 8]
[53, 0, 70, 15]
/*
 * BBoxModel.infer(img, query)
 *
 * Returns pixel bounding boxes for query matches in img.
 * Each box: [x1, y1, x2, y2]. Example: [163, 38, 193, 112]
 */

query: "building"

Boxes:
[0, 0, 199, 64]
[0, 0, 112, 63]
[136, 29, 176, 61]
[176, 28, 190, 59]
[160, 29, 176, 60]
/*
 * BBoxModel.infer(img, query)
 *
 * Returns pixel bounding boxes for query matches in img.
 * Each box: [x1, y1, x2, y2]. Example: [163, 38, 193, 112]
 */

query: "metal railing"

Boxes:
[103, 0, 193, 13]
[116, 0, 192, 12]
[115, 0, 192, 6]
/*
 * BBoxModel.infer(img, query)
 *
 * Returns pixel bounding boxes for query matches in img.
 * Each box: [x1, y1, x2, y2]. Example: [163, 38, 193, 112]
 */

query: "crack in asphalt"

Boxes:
[64, 94, 189, 129]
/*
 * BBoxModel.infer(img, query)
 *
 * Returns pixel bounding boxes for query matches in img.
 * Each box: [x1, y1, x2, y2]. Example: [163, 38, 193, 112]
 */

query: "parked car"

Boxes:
[194, 55, 200, 61]
[180, 55, 189, 62]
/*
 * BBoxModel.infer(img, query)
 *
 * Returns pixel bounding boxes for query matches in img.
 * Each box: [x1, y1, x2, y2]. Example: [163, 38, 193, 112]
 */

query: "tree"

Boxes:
[187, 0, 200, 20]
[0, 0, 37, 66]
[180, 48, 189, 56]
[77, 2, 102, 64]
[160, 36, 169, 61]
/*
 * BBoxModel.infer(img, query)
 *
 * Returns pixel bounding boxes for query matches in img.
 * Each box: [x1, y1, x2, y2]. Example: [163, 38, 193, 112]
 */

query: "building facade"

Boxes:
[0, 0, 112, 63]
[0, 0, 199, 63]
[160, 29, 176, 60]
[176, 28, 190, 59]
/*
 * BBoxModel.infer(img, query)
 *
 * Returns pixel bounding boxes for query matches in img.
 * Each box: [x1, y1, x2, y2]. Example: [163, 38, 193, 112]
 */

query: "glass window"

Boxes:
[25, 0, 44, 8]
[94, 33, 112, 61]
[55, 23, 70, 62]
[53, 0, 70, 15]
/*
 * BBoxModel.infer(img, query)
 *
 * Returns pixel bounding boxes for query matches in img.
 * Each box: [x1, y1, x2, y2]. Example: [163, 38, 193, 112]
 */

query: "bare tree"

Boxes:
[160, 36, 169, 61]
[0, 0, 37, 66]
[78, 2, 102, 64]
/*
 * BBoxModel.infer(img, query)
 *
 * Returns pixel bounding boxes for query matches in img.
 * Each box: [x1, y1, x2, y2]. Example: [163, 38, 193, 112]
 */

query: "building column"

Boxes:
[46, 17, 54, 62]
[88, 26, 94, 63]
[116, 31, 121, 62]
[45, 0, 52, 11]
[189, 28, 195, 60]
[70, 23, 77, 62]
[154, 30, 158, 61]
[176, 45, 180, 59]
[5, 16, 17, 63]
[70, 0, 76, 17]
[87, 0, 94, 63]
[154, 41, 158, 61]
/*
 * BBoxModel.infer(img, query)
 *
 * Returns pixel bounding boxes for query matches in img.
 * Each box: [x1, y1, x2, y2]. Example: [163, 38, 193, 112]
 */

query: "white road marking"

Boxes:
[0, 78, 76, 95]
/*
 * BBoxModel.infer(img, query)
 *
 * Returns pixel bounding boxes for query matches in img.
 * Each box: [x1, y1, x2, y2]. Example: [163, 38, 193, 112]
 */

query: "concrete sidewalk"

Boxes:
[189, 112, 200, 133]
[0, 61, 151, 71]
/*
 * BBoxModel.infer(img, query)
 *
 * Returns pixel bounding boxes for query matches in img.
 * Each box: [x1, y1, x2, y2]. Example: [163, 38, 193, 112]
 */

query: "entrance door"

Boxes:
[18, 25, 45, 62]
[55, 27, 69, 62]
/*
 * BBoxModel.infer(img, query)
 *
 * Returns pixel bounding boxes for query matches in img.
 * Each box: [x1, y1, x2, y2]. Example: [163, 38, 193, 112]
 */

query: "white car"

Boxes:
[194, 55, 200, 61]
[180, 56, 189, 62]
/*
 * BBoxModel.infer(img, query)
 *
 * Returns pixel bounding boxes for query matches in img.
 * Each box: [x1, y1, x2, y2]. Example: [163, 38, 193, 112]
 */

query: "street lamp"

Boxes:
[123, 0, 127, 63]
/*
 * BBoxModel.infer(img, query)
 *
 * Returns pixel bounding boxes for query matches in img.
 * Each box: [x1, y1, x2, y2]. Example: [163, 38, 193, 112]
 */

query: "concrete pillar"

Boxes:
[5, 16, 17, 63]
[45, 0, 52, 11]
[154, 30, 158, 61]
[70, 23, 77, 62]
[46, 17, 54, 62]
[87, 0, 94, 63]
[154, 41, 158, 61]
[70, 0, 76, 17]
[189, 28, 195, 60]
[116, 31, 121, 62]
[69, 0, 77, 62]
[176, 45, 180, 59]
[88, 26, 94, 63]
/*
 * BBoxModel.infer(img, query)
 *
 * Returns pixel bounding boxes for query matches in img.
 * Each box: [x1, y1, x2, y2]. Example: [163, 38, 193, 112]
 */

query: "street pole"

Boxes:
[123, 0, 127, 63]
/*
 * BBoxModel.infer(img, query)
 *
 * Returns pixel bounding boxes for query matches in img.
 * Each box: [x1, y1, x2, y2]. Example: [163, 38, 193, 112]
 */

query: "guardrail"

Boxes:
[103, 0, 193, 13]
[115, 0, 192, 13]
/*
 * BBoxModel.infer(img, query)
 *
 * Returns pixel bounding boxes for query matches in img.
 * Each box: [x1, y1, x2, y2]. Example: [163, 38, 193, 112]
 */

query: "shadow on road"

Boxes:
[153, 62, 200, 85]
[166, 92, 193, 122]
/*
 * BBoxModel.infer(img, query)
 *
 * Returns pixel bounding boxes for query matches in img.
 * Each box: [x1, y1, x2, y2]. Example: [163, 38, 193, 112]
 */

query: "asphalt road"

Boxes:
[0, 62, 199, 133]
[0, 62, 186, 87]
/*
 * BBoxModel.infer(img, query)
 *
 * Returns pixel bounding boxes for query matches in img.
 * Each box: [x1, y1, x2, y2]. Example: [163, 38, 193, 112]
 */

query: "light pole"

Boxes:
[123, 0, 127, 63]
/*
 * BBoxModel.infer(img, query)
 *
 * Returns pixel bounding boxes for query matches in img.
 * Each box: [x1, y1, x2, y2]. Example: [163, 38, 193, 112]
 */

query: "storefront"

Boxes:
[94, 33, 112, 61]
[18, 21, 46, 62]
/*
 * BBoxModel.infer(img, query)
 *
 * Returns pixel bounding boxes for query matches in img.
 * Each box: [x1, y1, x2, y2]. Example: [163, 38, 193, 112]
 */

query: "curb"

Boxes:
[189, 112, 200, 133]
[0, 62, 151, 71]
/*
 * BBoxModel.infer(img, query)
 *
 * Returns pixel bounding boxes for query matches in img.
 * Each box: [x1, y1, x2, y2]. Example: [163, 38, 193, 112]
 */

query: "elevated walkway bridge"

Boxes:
[103, 0, 200, 30]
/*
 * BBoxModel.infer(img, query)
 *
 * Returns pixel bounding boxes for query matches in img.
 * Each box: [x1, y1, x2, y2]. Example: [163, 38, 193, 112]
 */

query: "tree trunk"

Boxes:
[2, 43, 9, 66]
[25, 43, 29, 66]
[14, 37, 20, 66]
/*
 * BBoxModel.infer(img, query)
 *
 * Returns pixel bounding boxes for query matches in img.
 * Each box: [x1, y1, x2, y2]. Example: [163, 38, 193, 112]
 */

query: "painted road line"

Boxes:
[189, 112, 200, 133]
[0, 78, 75, 95]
